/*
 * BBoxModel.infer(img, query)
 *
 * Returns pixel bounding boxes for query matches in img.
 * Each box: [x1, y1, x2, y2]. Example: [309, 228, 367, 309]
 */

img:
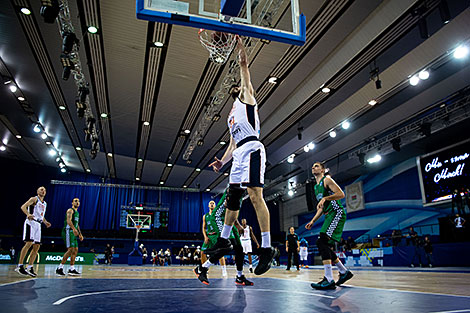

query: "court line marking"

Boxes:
[430, 309, 470, 313]
[269, 277, 470, 299]
[0, 278, 36, 287]
[53, 287, 335, 305]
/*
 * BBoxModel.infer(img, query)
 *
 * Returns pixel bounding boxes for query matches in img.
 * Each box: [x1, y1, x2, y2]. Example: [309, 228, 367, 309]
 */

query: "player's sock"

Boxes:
[70, 265, 75, 271]
[324, 264, 334, 282]
[335, 260, 347, 274]
[18, 264, 23, 267]
[237, 270, 243, 277]
[222, 265, 227, 276]
[221, 224, 232, 239]
[27, 265, 33, 270]
[58, 263, 64, 269]
[261, 232, 271, 248]
[249, 264, 252, 269]
[202, 260, 213, 269]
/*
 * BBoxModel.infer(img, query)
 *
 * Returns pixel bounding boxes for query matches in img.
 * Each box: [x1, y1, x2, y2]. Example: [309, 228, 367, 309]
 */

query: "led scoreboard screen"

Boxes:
[417, 140, 470, 205]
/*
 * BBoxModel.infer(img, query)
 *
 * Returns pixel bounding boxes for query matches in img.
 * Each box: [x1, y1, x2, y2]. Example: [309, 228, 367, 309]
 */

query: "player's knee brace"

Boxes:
[226, 186, 244, 211]
[316, 234, 332, 261]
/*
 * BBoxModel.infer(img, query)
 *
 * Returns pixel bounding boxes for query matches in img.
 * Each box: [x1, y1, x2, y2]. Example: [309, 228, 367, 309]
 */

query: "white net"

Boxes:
[198, 29, 237, 65]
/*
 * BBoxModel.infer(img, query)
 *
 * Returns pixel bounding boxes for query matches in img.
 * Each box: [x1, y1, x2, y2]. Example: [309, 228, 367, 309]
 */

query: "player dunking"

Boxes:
[306, 162, 353, 290]
[15, 186, 51, 277]
[209, 36, 277, 275]
[56, 198, 84, 276]
[240, 219, 259, 273]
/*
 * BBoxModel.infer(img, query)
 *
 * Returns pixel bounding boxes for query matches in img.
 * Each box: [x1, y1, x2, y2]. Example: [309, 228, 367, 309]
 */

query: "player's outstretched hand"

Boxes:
[79, 235, 84, 241]
[44, 221, 51, 228]
[209, 157, 223, 172]
[305, 221, 314, 230]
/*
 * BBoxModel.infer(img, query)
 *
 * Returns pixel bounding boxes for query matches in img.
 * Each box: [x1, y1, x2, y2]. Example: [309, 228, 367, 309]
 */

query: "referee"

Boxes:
[285, 227, 300, 271]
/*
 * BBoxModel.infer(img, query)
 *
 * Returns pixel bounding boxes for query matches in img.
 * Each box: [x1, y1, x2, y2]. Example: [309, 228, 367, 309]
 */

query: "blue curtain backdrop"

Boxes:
[48, 182, 213, 233]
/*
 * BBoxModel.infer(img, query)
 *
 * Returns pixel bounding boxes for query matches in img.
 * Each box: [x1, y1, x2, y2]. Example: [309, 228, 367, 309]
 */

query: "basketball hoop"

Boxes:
[198, 29, 237, 65]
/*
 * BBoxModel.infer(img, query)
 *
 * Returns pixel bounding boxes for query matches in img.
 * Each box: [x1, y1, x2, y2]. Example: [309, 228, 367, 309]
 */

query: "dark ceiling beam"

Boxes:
[77, 0, 116, 177]
[133, 22, 172, 182]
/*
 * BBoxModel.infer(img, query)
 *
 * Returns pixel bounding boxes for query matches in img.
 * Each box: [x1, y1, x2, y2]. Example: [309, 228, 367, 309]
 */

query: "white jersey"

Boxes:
[241, 225, 251, 240]
[227, 97, 260, 144]
[28, 196, 47, 222]
[455, 217, 464, 228]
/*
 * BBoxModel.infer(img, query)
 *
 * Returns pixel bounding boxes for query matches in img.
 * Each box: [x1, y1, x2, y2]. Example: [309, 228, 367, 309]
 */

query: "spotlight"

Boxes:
[160, 181, 164, 185]
[308, 142, 315, 150]
[18, 96, 25, 101]
[49, 149, 57, 156]
[59, 162, 65, 168]
[16, 135, 22, 139]
[375, 79, 382, 90]
[33, 124, 41, 133]
[59, 105, 66, 110]
[107, 153, 113, 157]
[153, 41, 163, 47]
[212, 114, 221, 122]
[100, 113, 108, 118]
[287, 154, 295, 164]
[60, 54, 74, 80]
[41, 133, 47, 140]
[90, 136, 99, 159]
[195, 168, 201, 172]
[367, 154, 382, 164]
[0, 146, 6, 152]
[21, 8, 31, 15]
[183, 185, 187, 188]
[138, 158, 143, 162]
[86, 116, 96, 134]
[136, 177, 140, 181]
[358, 152, 365, 165]
[88, 26, 98, 34]
[288, 190, 294, 197]
[409, 75, 420, 86]
[418, 70, 429, 80]
[321, 87, 331, 93]
[418, 17, 429, 39]
[219, 141, 226, 145]
[76, 87, 89, 118]
[184, 129, 190, 134]
[297, 126, 303, 140]
[420, 122, 432, 137]
[342, 121, 350, 130]
[329, 130, 337, 138]
[206, 188, 211, 192]
[438, 0, 451, 24]
[75, 147, 82, 151]
[167, 163, 173, 167]
[86, 169, 91, 173]
[55, 157, 60, 162]
[9, 85, 18, 93]
[224, 173, 229, 176]
[61, 168, 67, 173]
[454, 45, 469, 59]
[40, 0, 60, 24]
[143, 121, 150, 126]
[369, 100, 377, 106]
[197, 140, 204, 146]
[303, 145, 309, 153]
[62, 32, 78, 54]
[391, 137, 401, 152]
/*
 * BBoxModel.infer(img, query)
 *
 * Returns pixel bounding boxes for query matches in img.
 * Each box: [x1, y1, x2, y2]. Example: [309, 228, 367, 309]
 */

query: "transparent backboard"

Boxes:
[136, 0, 306, 45]
[126, 213, 152, 230]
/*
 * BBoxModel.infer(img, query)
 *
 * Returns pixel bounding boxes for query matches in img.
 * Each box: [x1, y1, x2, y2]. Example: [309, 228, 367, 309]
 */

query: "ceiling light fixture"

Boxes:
[87, 26, 98, 34]
[303, 145, 309, 153]
[86, 169, 91, 173]
[167, 163, 173, 167]
[287, 154, 295, 164]
[219, 141, 226, 145]
[136, 177, 140, 181]
[369, 100, 377, 106]
[288, 190, 294, 197]
[18, 96, 25, 101]
[16, 135, 22, 139]
[46, 141, 51, 145]
[41, 133, 48, 140]
[321, 87, 331, 93]
[9, 85, 18, 93]
[33, 124, 41, 133]
[184, 129, 190, 134]
[342, 121, 350, 130]
[206, 188, 210, 192]
[61, 168, 67, 173]
[367, 154, 382, 164]
[160, 181, 164, 185]
[21, 8, 31, 15]
[195, 168, 201, 172]
[183, 185, 187, 188]
[329, 130, 337, 138]
[418, 69, 429, 80]
[100, 113, 108, 118]
[224, 172, 229, 176]
[154, 41, 164, 47]
[75, 147, 82, 151]
[107, 153, 113, 157]
[59, 105, 66, 110]
[308, 142, 315, 150]
[143, 121, 150, 126]
[268, 76, 278, 84]
[0, 146, 6, 152]
[409, 75, 420, 86]
[49, 149, 57, 156]
[138, 158, 143, 162]
[453, 45, 469, 59]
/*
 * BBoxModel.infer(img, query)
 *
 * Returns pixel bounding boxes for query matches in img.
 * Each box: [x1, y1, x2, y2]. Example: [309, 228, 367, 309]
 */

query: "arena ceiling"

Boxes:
[0, 0, 469, 196]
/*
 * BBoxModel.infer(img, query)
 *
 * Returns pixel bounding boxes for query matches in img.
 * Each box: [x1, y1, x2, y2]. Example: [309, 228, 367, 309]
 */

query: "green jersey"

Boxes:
[63, 209, 79, 230]
[314, 176, 343, 214]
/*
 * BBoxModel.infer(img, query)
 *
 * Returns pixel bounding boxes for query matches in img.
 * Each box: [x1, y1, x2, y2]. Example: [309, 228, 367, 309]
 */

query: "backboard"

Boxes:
[136, 0, 306, 45]
[126, 213, 152, 230]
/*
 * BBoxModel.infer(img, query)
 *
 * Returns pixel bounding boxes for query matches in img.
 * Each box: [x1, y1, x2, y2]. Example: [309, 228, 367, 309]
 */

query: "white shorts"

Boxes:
[23, 219, 42, 244]
[300, 247, 308, 260]
[230, 140, 266, 187]
[241, 240, 252, 253]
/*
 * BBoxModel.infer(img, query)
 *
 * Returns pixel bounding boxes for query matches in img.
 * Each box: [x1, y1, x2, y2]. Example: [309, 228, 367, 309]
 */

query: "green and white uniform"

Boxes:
[201, 192, 241, 251]
[62, 209, 79, 248]
[315, 176, 346, 242]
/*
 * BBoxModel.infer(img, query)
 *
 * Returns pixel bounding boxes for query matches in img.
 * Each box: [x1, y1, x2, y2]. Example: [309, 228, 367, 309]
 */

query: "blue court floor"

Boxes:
[2, 276, 470, 313]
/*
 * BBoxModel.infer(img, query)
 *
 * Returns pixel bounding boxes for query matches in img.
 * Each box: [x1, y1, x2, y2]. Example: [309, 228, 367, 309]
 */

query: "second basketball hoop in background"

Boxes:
[198, 29, 237, 65]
